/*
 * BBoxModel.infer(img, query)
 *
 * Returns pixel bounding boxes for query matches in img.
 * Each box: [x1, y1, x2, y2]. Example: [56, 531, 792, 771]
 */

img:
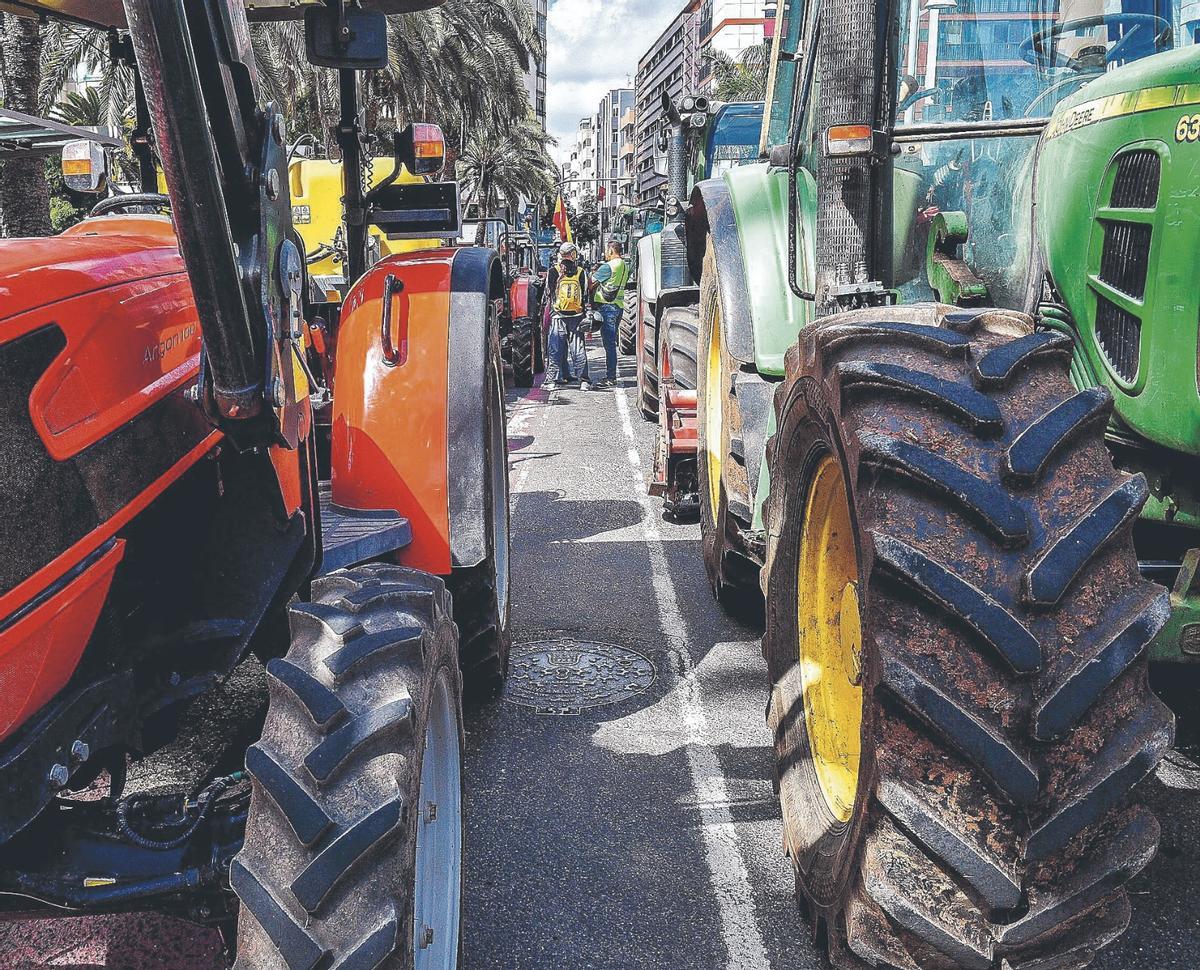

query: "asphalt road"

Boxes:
[5, 345, 1200, 968]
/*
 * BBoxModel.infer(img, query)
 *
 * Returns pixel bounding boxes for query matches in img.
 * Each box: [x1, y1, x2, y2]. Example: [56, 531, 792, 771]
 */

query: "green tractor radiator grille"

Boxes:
[1090, 148, 1163, 384]
[1099, 222, 1152, 300]
[1095, 297, 1142, 383]
[1109, 149, 1160, 209]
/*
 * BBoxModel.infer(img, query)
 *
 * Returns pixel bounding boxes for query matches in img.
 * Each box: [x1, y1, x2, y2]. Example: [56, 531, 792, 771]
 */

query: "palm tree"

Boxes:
[706, 41, 772, 103]
[0, 13, 52, 236]
[457, 116, 556, 243]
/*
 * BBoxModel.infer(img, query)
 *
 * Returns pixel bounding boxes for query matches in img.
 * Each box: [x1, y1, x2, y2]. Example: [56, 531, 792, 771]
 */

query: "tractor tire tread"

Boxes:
[233, 566, 462, 970]
[761, 304, 1170, 970]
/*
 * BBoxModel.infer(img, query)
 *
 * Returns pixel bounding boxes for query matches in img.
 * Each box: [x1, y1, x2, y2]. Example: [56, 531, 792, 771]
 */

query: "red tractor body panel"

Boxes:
[0, 216, 216, 742]
[508, 275, 532, 320]
[331, 250, 456, 575]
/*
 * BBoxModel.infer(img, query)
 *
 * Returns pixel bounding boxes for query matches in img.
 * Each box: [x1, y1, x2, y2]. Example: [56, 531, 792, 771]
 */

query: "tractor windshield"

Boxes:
[895, 0, 1195, 126]
[705, 103, 766, 177]
[888, 0, 1196, 308]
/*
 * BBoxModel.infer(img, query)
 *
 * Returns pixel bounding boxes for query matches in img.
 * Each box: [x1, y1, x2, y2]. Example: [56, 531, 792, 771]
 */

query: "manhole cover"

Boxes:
[507, 640, 656, 715]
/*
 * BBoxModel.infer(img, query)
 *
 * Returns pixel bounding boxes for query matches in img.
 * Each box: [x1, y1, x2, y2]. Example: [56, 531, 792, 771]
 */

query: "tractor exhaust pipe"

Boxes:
[660, 93, 691, 290]
[662, 93, 689, 205]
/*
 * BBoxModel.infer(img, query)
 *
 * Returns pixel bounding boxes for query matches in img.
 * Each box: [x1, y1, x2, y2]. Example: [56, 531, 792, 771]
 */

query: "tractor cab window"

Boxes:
[705, 103, 766, 177]
[895, 0, 1191, 127]
[889, 0, 1194, 308]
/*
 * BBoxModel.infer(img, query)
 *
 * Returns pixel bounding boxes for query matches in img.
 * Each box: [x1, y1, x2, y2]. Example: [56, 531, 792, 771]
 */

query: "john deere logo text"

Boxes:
[145, 324, 197, 364]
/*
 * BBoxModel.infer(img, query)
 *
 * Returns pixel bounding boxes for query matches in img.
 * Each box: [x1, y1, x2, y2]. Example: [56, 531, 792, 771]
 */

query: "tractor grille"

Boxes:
[1110, 150, 1160, 209]
[1095, 296, 1141, 382]
[1098, 221, 1152, 300]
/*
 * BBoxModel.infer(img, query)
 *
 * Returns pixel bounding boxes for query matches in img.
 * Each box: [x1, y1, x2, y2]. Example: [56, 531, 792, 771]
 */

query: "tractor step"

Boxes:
[319, 486, 413, 575]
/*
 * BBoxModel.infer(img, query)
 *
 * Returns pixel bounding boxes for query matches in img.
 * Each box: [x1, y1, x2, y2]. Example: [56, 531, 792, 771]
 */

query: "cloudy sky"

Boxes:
[547, 0, 683, 163]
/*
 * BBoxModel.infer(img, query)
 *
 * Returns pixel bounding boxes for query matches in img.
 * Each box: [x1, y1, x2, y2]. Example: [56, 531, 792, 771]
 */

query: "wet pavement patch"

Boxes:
[506, 639, 657, 715]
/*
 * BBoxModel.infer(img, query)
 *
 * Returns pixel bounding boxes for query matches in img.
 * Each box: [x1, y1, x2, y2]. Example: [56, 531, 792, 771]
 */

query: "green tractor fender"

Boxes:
[685, 161, 818, 531]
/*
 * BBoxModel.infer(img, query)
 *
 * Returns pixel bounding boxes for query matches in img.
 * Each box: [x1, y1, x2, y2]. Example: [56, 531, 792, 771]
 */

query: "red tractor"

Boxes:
[497, 228, 544, 388]
[0, 1, 509, 966]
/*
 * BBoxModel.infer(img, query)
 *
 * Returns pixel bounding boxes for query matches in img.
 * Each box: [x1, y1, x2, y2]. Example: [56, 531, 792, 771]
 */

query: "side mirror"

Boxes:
[61, 139, 108, 193]
[304, 7, 388, 70]
[395, 122, 446, 177]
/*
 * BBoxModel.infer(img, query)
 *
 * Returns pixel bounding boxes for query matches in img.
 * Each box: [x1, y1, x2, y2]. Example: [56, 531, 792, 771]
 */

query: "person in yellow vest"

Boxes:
[590, 239, 630, 388]
[543, 242, 593, 392]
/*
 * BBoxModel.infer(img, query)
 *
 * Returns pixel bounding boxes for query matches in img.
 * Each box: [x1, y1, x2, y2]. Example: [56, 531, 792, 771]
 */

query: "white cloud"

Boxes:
[547, 0, 682, 163]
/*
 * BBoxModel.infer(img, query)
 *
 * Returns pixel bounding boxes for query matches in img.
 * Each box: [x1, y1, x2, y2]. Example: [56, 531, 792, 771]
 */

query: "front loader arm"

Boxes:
[122, 0, 302, 450]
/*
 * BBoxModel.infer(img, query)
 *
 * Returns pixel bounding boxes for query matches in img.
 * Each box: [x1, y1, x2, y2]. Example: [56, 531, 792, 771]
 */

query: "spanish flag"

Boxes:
[552, 195, 573, 243]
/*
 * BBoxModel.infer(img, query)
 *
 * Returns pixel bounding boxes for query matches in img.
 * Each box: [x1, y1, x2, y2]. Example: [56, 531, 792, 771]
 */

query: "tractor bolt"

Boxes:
[184, 385, 200, 404]
[70, 740, 90, 764]
[272, 379, 286, 408]
[266, 169, 280, 201]
[48, 763, 70, 790]
[419, 926, 434, 949]
[425, 800, 437, 824]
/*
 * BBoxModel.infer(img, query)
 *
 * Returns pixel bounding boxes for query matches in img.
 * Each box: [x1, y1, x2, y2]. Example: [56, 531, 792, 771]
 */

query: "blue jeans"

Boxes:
[596, 302, 621, 381]
[546, 313, 589, 384]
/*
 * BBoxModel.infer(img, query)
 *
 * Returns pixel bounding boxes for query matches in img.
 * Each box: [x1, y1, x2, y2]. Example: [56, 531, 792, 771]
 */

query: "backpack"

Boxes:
[554, 268, 584, 314]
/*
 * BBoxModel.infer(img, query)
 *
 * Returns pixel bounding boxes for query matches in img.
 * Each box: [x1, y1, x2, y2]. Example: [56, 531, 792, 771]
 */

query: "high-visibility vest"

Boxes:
[554, 268, 585, 314]
[594, 257, 629, 306]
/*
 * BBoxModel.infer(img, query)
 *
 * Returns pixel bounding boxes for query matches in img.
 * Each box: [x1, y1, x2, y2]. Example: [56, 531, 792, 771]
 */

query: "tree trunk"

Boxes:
[0, 14, 51, 237]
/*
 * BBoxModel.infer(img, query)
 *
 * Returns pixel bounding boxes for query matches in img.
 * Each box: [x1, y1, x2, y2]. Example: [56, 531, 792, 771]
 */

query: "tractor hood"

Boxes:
[0, 217, 186, 325]
[1038, 45, 1200, 457]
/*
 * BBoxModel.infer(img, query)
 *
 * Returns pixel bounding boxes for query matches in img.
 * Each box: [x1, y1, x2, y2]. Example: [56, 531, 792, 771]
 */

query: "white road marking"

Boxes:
[611, 384, 773, 970]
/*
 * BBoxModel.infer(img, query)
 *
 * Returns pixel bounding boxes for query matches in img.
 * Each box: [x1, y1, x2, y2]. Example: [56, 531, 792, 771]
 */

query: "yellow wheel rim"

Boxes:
[797, 455, 863, 824]
[705, 307, 723, 524]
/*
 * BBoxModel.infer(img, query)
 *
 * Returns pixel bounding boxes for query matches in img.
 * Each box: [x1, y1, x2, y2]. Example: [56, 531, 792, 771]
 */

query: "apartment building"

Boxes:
[697, 0, 774, 91]
[633, 2, 702, 205]
[595, 87, 635, 237]
[523, 0, 549, 128]
[564, 117, 595, 209]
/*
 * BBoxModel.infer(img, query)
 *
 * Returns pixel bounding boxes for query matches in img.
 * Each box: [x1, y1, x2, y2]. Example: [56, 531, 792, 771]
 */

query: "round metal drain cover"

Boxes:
[507, 640, 656, 715]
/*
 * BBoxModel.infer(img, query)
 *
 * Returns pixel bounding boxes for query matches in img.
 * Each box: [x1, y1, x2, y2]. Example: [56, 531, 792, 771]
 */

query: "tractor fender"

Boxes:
[687, 178, 755, 366]
[447, 246, 505, 570]
[688, 163, 813, 377]
[330, 246, 503, 575]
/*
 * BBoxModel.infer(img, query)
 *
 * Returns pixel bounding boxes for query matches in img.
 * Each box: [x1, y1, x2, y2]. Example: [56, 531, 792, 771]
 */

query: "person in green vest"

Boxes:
[590, 238, 630, 388]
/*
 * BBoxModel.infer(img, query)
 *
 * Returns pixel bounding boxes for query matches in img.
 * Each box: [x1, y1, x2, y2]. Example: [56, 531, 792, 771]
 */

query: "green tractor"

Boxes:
[686, 0, 1198, 965]
[633, 95, 764, 424]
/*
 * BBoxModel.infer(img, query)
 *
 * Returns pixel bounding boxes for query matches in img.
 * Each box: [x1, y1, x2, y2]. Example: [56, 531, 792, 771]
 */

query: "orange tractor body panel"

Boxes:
[330, 250, 457, 575]
[0, 541, 125, 743]
[0, 216, 221, 742]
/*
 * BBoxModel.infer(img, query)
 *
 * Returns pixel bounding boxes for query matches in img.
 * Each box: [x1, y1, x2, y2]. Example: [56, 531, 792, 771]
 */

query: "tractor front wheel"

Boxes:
[697, 241, 759, 611]
[233, 565, 463, 970]
[510, 317, 539, 389]
[763, 303, 1172, 970]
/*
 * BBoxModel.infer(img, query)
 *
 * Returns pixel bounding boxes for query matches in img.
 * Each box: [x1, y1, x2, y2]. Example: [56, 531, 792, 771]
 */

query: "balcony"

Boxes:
[620, 141, 635, 160]
[620, 107, 637, 130]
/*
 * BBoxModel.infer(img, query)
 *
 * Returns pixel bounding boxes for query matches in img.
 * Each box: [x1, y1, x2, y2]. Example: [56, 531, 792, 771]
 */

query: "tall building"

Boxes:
[564, 117, 595, 209]
[697, 0, 774, 91]
[595, 87, 635, 237]
[523, 0, 549, 128]
[633, 2, 702, 206]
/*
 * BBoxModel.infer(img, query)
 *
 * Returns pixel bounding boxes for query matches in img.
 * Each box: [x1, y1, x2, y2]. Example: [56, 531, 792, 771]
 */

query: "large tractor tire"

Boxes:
[447, 345, 512, 696]
[619, 303, 637, 355]
[509, 317, 540, 389]
[697, 243, 760, 610]
[233, 565, 464, 970]
[660, 305, 699, 392]
[762, 304, 1172, 970]
[636, 303, 659, 421]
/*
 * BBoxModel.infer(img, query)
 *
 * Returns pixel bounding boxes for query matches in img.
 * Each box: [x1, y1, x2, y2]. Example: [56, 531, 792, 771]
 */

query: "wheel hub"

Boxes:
[705, 307, 723, 523]
[797, 455, 864, 824]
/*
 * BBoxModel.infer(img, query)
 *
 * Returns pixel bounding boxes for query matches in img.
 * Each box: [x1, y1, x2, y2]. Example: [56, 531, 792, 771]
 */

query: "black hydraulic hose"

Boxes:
[115, 771, 246, 852]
